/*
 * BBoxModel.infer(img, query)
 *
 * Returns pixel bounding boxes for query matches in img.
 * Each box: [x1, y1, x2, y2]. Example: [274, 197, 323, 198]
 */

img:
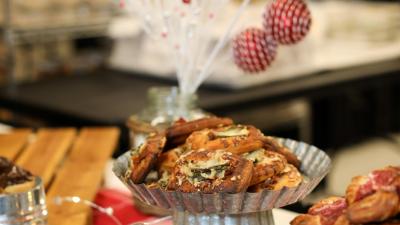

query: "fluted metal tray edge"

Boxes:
[113, 138, 331, 214]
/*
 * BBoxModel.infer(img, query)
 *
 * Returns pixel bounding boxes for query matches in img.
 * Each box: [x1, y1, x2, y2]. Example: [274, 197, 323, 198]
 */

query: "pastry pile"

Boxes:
[290, 166, 400, 225]
[127, 116, 303, 193]
[0, 156, 35, 194]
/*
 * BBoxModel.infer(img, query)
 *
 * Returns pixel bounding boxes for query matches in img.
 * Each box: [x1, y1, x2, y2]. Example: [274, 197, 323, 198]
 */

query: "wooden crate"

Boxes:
[0, 127, 120, 225]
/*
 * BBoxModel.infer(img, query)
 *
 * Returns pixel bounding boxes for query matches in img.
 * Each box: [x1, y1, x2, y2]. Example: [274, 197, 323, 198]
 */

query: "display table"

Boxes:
[0, 127, 120, 225]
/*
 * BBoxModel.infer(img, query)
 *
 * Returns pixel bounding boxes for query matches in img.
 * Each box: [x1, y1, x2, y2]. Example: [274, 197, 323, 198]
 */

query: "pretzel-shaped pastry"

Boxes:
[166, 117, 233, 147]
[262, 136, 301, 169]
[243, 149, 287, 186]
[167, 149, 253, 193]
[128, 132, 167, 184]
[186, 125, 264, 154]
[249, 163, 302, 192]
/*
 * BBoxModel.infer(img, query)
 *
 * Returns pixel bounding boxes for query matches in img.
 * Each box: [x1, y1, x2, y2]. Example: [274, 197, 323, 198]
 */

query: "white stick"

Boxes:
[190, 0, 251, 93]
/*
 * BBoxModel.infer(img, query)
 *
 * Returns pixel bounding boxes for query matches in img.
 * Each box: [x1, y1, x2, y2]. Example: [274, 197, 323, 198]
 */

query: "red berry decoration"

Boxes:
[232, 28, 278, 73]
[182, 0, 191, 4]
[263, 0, 312, 45]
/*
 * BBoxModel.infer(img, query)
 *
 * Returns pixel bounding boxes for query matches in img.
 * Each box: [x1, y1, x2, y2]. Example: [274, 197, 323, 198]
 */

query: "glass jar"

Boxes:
[0, 177, 47, 225]
[127, 86, 207, 148]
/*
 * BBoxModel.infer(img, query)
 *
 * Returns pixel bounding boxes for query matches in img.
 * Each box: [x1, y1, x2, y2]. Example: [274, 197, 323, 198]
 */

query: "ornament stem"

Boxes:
[191, 0, 251, 93]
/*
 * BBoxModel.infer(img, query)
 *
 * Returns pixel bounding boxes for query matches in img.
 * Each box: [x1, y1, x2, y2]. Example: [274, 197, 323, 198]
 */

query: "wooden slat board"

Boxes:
[0, 127, 119, 225]
[0, 129, 32, 160]
[17, 128, 77, 187]
[47, 127, 120, 225]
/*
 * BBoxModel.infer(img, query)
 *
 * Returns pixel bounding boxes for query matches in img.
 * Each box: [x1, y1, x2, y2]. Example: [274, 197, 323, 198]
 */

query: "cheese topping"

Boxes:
[213, 126, 249, 137]
[244, 149, 282, 165]
[179, 150, 230, 185]
[158, 171, 170, 189]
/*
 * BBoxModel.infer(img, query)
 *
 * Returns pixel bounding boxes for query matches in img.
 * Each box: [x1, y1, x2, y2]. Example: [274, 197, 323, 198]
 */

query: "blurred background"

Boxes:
[0, 0, 400, 212]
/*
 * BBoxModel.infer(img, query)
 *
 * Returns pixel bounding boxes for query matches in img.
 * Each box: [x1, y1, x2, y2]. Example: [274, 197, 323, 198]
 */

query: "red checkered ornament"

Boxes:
[263, 0, 311, 45]
[232, 28, 278, 73]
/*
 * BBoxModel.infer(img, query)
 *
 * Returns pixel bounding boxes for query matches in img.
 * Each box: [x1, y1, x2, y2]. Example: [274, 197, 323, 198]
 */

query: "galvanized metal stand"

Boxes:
[173, 210, 275, 225]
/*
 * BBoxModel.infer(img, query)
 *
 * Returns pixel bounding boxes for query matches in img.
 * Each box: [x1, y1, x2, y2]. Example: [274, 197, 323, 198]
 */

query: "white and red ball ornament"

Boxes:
[263, 0, 312, 45]
[232, 28, 278, 73]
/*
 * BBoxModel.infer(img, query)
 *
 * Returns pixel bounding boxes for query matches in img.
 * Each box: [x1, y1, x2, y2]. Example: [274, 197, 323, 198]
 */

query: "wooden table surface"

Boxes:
[0, 127, 120, 225]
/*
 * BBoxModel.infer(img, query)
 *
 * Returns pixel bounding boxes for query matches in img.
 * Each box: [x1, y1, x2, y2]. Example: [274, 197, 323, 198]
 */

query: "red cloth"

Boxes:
[93, 188, 155, 225]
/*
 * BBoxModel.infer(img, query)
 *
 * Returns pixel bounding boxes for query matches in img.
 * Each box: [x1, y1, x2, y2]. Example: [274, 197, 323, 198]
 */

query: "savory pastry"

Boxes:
[267, 164, 302, 190]
[346, 175, 372, 205]
[291, 214, 323, 225]
[344, 166, 400, 224]
[150, 146, 187, 189]
[292, 166, 400, 225]
[167, 149, 253, 193]
[0, 157, 35, 194]
[347, 167, 400, 205]
[186, 125, 264, 154]
[242, 149, 287, 186]
[262, 136, 301, 169]
[346, 190, 399, 224]
[166, 117, 233, 147]
[128, 132, 167, 184]
[291, 197, 348, 225]
[157, 147, 186, 174]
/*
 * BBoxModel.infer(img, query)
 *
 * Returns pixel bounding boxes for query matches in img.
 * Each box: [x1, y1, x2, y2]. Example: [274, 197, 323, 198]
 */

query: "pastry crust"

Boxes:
[332, 215, 352, 225]
[347, 190, 399, 224]
[157, 147, 186, 174]
[291, 214, 322, 225]
[243, 149, 287, 186]
[3, 179, 35, 194]
[291, 197, 347, 225]
[346, 175, 373, 205]
[166, 117, 233, 144]
[129, 132, 167, 184]
[268, 164, 303, 190]
[249, 163, 302, 192]
[186, 125, 264, 154]
[262, 136, 301, 169]
[168, 149, 253, 193]
[346, 166, 400, 205]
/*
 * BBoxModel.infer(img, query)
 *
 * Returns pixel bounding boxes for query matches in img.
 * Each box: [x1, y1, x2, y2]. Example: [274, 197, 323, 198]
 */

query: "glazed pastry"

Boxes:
[186, 125, 264, 154]
[166, 117, 233, 147]
[128, 132, 167, 184]
[168, 149, 253, 193]
[0, 157, 35, 194]
[262, 136, 301, 169]
[242, 149, 287, 186]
